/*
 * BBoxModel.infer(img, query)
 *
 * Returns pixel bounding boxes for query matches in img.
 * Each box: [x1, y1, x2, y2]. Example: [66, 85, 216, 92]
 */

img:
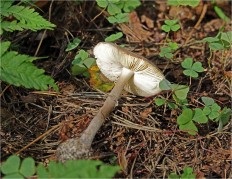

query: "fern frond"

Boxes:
[1, 20, 24, 33]
[1, 41, 11, 56]
[0, 1, 55, 34]
[0, 41, 58, 91]
[37, 160, 120, 178]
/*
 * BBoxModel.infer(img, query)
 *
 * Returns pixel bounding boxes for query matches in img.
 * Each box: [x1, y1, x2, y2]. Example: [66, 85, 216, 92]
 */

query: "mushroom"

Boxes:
[56, 42, 165, 162]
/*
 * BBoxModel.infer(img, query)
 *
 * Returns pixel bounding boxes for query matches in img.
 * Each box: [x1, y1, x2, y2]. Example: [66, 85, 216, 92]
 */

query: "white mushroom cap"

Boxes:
[93, 42, 165, 97]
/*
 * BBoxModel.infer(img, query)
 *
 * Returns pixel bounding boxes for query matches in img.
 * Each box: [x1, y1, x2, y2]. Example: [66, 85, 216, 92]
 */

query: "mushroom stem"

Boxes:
[80, 67, 134, 147]
[57, 67, 134, 162]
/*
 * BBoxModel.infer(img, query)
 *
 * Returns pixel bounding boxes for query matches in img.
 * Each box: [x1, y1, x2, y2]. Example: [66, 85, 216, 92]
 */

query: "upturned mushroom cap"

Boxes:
[93, 42, 165, 97]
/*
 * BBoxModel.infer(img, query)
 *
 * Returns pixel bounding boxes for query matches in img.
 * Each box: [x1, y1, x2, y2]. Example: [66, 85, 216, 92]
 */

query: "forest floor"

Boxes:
[1, 1, 231, 178]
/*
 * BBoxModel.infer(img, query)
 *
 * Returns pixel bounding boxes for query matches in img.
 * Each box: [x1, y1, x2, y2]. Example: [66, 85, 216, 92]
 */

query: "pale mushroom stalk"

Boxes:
[80, 67, 134, 148]
[57, 68, 134, 162]
[56, 42, 164, 162]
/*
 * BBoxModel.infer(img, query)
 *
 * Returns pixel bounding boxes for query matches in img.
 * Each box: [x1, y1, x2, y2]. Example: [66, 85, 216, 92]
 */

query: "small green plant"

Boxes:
[167, 0, 200, 7]
[0, 1, 55, 34]
[96, 0, 140, 15]
[159, 42, 179, 60]
[159, 79, 189, 100]
[214, 6, 230, 22]
[105, 32, 123, 42]
[168, 42, 179, 50]
[217, 107, 231, 131]
[203, 36, 224, 51]
[176, 96, 229, 135]
[0, 0, 58, 91]
[201, 97, 221, 120]
[107, 12, 129, 23]
[159, 14, 180, 61]
[96, 0, 122, 15]
[0, 155, 120, 179]
[158, 80, 230, 135]
[177, 108, 203, 135]
[96, 0, 141, 24]
[159, 47, 173, 59]
[181, 58, 204, 78]
[154, 97, 178, 109]
[155, 79, 189, 110]
[168, 167, 196, 179]
[0, 41, 58, 91]
[203, 31, 232, 51]
[170, 84, 189, 100]
[161, 19, 180, 33]
[158, 1, 230, 137]
[211, 3, 230, 23]
[0, 155, 35, 179]
[37, 160, 120, 178]
[71, 49, 96, 77]
[66, 38, 81, 52]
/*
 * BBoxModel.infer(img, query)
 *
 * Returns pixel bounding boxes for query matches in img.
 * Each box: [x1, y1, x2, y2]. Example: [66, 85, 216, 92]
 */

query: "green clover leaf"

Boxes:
[19, 157, 35, 177]
[181, 167, 196, 178]
[181, 58, 204, 78]
[192, 62, 204, 72]
[161, 25, 171, 32]
[209, 42, 224, 50]
[1, 155, 20, 175]
[171, 24, 180, 31]
[96, 0, 121, 15]
[154, 98, 166, 106]
[121, 0, 141, 12]
[177, 108, 193, 125]
[168, 42, 179, 50]
[202, 97, 221, 120]
[217, 107, 231, 131]
[202, 37, 219, 43]
[71, 50, 96, 76]
[167, 0, 200, 7]
[162, 19, 180, 32]
[1, 155, 36, 179]
[220, 31, 232, 47]
[167, 102, 178, 109]
[181, 57, 193, 68]
[179, 120, 198, 135]
[105, 32, 123, 42]
[208, 110, 220, 120]
[203, 106, 211, 115]
[202, 31, 232, 51]
[159, 79, 172, 90]
[192, 108, 208, 123]
[107, 13, 129, 23]
[96, 0, 108, 8]
[72, 50, 89, 64]
[168, 166, 196, 179]
[183, 69, 198, 78]
[208, 103, 221, 120]
[171, 84, 189, 100]
[66, 38, 81, 52]
[159, 47, 173, 59]
[165, 19, 178, 26]
[107, 2, 121, 15]
[201, 97, 215, 106]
